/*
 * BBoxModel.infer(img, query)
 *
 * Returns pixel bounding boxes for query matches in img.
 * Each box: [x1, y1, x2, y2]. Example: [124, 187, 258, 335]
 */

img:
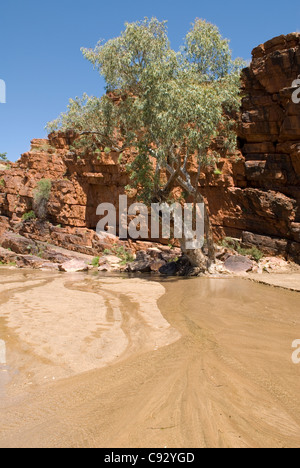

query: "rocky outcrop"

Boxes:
[0, 34, 299, 263]
[203, 33, 300, 261]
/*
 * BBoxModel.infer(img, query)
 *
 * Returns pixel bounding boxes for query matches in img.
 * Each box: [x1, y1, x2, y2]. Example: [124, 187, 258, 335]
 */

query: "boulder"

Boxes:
[98, 255, 122, 266]
[224, 255, 254, 273]
[1, 232, 38, 256]
[159, 256, 196, 276]
[59, 259, 89, 272]
[0, 246, 17, 264]
[258, 256, 289, 273]
[98, 263, 112, 272]
[242, 231, 288, 256]
[39, 262, 60, 271]
[16, 255, 45, 269]
[150, 260, 166, 272]
[127, 259, 152, 273]
[159, 261, 178, 276]
[98, 255, 122, 272]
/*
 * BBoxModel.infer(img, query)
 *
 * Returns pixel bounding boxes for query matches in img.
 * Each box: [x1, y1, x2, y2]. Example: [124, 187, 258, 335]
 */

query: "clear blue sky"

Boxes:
[1, 0, 299, 161]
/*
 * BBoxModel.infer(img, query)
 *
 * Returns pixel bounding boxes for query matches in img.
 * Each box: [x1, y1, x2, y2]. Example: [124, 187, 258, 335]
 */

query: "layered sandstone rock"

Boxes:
[203, 33, 300, 261]
[237, 33, 300, 258]
[0, 34, 299, 262]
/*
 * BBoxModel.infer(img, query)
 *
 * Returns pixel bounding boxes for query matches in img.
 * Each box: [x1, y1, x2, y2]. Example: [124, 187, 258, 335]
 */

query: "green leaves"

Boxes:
[183, 19, 241, 81]
[33, 179, 52, 220]
[47, 17, 244, 205]
[81, 17, 173, 94]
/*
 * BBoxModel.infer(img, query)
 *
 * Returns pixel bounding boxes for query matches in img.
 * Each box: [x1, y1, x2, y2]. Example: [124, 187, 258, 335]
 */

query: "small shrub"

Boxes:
[92, 256, 100, 267]
[22, 210, 36, 221]
[238, 246, 264, 262]
[220, 237, 239, 250]
[219, 237, 264, 262]
[0, 260, 16, 267]
[37, 246, 46, 258]
[0, 178, 5, 188]
[104, 147, 111, 154]
[214, 169, 222, 175]
[33, 179, 52, 220]
[103, 245, 134, 265]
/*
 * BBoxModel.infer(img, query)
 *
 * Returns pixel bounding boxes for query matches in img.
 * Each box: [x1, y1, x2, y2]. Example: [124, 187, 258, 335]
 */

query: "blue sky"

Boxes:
[1, 0, 299, 161]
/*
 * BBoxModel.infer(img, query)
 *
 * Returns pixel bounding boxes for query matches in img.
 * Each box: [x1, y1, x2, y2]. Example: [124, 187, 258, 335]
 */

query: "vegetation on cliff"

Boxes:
[33, 178, 52, 220]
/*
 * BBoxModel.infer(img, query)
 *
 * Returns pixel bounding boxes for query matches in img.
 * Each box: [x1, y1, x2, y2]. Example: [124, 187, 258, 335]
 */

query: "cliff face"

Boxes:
[0, 34, 299, 261]
[237, 33, 300, 258]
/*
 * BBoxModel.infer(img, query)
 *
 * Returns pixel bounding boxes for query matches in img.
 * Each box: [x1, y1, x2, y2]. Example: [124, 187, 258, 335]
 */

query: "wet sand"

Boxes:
[0, 269, 299, 448]
[249, 272, 300, 292]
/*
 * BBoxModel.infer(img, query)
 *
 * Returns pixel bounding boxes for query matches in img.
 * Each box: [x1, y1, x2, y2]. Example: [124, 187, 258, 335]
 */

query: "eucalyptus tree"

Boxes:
[47, 18, 243, 271]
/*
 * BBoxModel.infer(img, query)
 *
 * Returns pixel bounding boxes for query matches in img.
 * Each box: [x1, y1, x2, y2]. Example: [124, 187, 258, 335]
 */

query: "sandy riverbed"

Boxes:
[0, 269, 299, 448]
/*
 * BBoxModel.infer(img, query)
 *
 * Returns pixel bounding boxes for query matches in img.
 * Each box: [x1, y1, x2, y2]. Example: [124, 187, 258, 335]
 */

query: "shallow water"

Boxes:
[0, 269, 299, 448]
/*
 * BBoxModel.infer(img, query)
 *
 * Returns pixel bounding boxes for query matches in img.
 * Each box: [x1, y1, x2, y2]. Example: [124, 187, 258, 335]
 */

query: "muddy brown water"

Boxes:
[0, 268, 299, 448]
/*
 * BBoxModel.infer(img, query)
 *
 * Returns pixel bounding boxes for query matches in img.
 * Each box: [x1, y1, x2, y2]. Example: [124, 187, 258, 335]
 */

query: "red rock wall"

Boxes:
[0, 34, 299, 261]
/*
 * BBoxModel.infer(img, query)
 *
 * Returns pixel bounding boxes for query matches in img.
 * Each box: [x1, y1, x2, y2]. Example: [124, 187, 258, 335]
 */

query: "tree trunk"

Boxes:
[180, 236, 208, 272]
[180, 194, 215, 272]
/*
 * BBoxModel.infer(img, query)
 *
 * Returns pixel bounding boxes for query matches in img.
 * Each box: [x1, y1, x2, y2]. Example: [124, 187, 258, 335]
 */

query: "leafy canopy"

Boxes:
[0, 153, 8, 162]
[47, 18, 244, 204]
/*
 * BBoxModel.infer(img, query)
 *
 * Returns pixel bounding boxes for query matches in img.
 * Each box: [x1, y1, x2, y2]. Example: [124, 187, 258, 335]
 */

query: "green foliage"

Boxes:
[22, 210, 36, 221]
[183, 19, 243, 80]
[33, 179, 52, 220]
[0, 178, 5, 188]
[220, 237, 264, 262]
[103, 245, 135, 265]
[47, 17, 244, 206]
[168, 256, 179, 263]
[0, 260, 16, 267]
[213, 169, 222, 175]
[92, 256, 100, 267]
[0, 153, 8, 162]
[220, 237, 239, 250]
[238, 247, 264, 262]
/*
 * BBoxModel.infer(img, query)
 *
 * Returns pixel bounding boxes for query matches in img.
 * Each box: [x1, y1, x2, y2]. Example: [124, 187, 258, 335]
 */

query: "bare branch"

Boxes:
[165, 163, 195, 195]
